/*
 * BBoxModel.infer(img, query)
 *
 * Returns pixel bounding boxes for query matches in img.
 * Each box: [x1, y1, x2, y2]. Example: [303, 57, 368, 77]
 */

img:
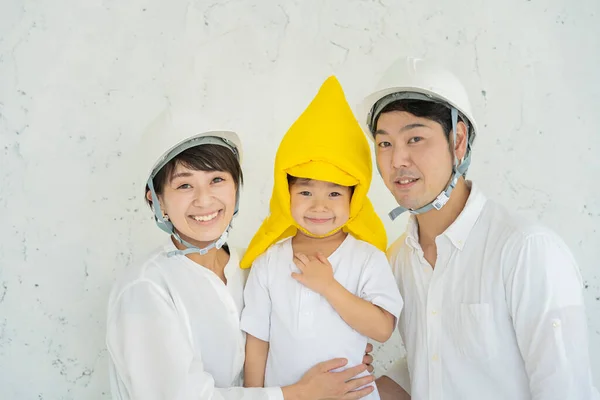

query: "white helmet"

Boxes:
[138, 106, 243, 256]
[359, 57, 477, 220]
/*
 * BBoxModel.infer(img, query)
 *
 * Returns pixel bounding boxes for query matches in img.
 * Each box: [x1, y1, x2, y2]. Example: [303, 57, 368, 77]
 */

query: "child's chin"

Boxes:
[304, 228, 337, 237]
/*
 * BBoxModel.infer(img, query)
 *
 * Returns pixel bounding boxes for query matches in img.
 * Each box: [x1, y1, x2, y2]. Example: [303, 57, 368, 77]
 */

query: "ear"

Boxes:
[454, 121, 468, 161]
[146, 189, 165, 212]
[146, 189, 153, 204]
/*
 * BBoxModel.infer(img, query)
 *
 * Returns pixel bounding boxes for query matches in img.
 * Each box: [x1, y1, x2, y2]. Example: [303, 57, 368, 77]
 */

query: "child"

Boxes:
[239, 77, 404, 399]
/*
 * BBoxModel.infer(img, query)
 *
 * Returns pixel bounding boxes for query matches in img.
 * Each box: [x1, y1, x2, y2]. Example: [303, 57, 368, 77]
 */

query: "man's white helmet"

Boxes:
[359, 57, 478, 220]
[137, 106, 243, 256]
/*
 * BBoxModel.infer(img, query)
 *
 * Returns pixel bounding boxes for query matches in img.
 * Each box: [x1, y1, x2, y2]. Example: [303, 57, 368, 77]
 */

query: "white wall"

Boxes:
[1, 0, 599, 398]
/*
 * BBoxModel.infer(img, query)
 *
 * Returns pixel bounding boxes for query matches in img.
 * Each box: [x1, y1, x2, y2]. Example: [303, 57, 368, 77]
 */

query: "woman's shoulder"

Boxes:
[107, 244, 176, 307]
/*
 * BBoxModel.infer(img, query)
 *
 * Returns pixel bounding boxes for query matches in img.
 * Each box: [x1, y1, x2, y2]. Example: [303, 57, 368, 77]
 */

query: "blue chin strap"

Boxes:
[147, 136, 240, 257]
[386, 107, 472, 221]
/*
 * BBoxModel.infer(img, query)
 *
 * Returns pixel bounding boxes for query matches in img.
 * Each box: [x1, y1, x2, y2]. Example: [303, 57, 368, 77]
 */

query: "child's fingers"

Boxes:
[315, 252, 329, 265]
[291, 272, 304, 283]
[295, 253, 311, 265]
[293, 255, 306, 271]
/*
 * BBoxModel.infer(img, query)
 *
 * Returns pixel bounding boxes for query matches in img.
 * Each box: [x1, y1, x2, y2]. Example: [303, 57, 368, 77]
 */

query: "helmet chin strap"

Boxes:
[147, 178, 239, 257]
[388, 108, 472, 221]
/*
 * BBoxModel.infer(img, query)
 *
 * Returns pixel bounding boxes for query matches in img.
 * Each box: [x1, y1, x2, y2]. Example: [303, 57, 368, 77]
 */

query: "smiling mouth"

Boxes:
[305, 217, 333, 224]
[189, 210, 221, 222]
[394, 178, 419, 187]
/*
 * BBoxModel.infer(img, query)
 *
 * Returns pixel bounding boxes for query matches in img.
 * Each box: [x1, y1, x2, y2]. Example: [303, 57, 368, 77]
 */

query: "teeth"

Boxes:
[399, 179, 416, 184]
[192, 211, 219, 222]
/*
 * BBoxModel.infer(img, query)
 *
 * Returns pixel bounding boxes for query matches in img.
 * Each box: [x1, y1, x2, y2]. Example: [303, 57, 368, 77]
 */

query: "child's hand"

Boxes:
[292, 252, 336, 296]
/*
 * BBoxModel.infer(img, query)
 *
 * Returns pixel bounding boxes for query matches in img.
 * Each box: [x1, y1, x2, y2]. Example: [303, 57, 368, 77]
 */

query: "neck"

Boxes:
[171, 235, 227, 276]
[415, 177, 470, 247]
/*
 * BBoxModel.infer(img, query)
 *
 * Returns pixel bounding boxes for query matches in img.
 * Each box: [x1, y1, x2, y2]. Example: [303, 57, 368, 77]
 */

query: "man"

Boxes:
[359, 57, 599, 400]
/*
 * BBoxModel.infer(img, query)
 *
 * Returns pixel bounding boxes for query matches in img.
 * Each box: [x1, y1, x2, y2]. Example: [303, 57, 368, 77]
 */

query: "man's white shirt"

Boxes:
[386, 182, 599, 400]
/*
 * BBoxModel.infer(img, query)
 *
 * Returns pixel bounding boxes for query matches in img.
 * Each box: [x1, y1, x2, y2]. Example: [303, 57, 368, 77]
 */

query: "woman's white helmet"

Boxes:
[359, 57, 478, 219]
[138, 106, 243, 256]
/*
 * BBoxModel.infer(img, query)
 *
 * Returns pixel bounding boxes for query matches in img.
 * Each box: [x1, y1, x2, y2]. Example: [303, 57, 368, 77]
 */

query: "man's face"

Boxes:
[374, 110, 466, 210]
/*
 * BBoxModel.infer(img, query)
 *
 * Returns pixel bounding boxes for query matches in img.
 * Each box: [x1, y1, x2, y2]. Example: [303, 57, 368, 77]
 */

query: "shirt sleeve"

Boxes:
[106, 280, 282, 400]
[504, 230, 600, 400]
[240, 256, 272, 342]
[358, 249, 404, 321]
[382, 356, 411, 395]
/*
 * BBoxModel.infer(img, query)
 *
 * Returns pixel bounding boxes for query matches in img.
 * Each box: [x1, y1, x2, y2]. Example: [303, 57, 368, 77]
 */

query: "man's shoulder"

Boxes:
[481, 197, 559, 244]
[386, 233, 409, 261]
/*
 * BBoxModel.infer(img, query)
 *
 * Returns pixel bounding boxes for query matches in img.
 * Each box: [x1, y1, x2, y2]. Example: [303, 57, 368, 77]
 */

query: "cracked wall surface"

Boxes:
[1, 0, 599, 398]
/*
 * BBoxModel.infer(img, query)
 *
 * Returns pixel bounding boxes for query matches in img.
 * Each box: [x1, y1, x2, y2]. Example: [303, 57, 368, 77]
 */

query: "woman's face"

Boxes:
[154, 163, 237, 247]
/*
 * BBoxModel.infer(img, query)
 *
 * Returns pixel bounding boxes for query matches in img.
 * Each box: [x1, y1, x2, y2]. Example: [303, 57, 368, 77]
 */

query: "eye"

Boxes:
[408, 137, 423, 144]
[177, 183, 192, 189]
[377, 141, 391, 148]
[212, 177, 225, 184]
[329, 192, 342, 197]
[299, 191, 311, 196]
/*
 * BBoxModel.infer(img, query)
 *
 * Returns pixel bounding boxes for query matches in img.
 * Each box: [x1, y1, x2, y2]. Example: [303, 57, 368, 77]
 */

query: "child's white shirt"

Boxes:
[240, 234, 403, 399]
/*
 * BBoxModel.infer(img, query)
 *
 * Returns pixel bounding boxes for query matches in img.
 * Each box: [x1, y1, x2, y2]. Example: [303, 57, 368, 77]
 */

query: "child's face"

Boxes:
[289, 178, 352, 236]
[157, 163, 237, 246]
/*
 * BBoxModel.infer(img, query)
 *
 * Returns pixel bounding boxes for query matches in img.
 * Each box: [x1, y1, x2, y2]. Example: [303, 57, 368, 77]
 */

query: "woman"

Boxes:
[105, 107, 375, 400]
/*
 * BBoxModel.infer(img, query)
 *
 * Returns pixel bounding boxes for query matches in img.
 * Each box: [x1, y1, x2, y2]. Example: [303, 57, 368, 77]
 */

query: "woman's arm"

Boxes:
[106, 280, 281, 400]
[283, 359, 376, 400]
[244, 334, 269, 387]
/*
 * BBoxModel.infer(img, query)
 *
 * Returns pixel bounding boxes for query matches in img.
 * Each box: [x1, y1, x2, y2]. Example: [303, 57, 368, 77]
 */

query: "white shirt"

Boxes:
[106, 240, 283, 400]
[385, 182, 599, 400]
[240, 235, 403, 399]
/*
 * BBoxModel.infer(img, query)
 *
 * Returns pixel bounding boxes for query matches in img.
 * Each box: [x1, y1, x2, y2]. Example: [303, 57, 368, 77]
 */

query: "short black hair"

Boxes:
[375, 99, 474, 146]
[287, 174, 355, 195]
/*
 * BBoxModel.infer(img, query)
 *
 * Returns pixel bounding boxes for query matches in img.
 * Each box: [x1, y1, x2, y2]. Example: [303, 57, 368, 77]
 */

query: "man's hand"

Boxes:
[292, 252, 336, 296]
[363, 342, 374, 374]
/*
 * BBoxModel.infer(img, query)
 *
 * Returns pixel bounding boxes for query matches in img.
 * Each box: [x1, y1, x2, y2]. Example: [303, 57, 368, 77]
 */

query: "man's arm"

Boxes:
[505, 230, 600, 399]
[376, 376, 410, 400]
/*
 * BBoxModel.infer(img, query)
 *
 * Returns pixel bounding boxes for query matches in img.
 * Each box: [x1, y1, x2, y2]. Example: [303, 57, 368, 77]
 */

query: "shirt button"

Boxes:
[431, 310, 437, 315]
[553, 320, 561, 328]
[432, 354, 439, 361]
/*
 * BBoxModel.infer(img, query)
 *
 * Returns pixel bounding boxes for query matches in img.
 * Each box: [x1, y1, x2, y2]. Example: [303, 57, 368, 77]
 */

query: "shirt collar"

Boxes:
[404, 181, 487, 251]
[444, 181, 487, 250]
[405, 215, 420, 250]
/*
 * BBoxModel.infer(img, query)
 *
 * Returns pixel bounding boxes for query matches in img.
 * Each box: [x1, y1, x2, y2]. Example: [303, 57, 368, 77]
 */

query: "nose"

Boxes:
[192, 187, 213, 207]
[310, 196, 328, 212]
[391, 143, 412, 170]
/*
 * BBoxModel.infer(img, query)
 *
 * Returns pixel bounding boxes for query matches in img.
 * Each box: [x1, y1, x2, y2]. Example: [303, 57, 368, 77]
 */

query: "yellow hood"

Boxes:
[240, 76, 386, 268]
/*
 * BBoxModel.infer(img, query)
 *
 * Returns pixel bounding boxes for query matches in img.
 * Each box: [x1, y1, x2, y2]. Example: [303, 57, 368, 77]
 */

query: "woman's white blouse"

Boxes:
[106, 241, 283, 400]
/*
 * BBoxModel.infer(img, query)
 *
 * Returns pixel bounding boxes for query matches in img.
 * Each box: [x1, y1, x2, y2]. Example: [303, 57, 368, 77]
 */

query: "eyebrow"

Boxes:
[294, 179, 348, 189]
[375, 123, 429, 137]
[169, 171, 193, 182]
